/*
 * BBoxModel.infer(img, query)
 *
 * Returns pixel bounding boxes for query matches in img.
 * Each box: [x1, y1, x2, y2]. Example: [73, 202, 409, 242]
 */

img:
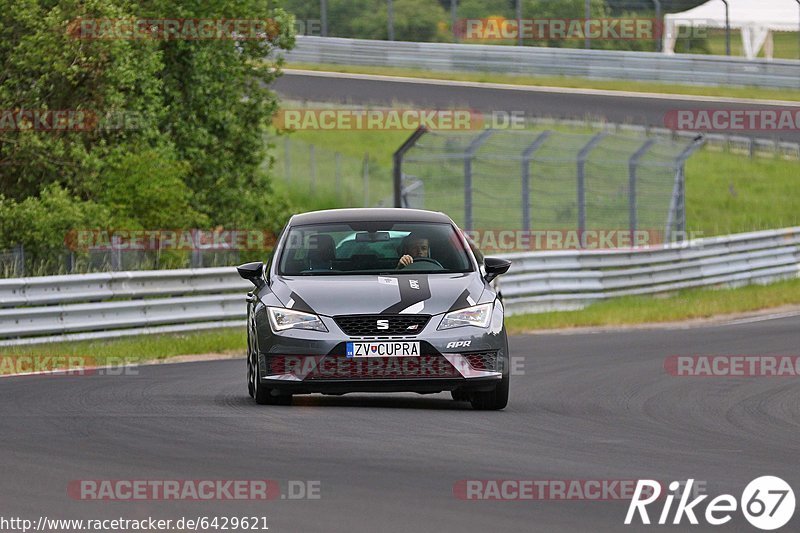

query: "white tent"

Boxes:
[663, 0, 800, 59]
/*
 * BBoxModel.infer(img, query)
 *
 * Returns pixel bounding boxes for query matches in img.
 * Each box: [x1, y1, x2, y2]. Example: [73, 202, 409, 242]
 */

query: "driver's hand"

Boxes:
[397, 255, 413, 268]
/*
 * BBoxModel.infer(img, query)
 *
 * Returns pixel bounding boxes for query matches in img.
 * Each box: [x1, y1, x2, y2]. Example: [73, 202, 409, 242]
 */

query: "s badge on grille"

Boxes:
[376, 319, 389, 330]
[406, 324, 419, 330]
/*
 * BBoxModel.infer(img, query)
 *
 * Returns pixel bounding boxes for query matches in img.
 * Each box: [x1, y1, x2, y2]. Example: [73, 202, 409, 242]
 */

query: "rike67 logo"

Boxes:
[625, 477, 795, 530]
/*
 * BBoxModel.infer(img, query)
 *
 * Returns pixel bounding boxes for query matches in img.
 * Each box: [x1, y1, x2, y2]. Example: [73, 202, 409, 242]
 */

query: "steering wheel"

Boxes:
[403, 257, 444, 270]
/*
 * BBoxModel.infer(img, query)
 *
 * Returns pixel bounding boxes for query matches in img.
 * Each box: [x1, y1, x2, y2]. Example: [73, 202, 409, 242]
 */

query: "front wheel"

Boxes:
[251, 353, 293, 405]
[469, 374, 509, 410]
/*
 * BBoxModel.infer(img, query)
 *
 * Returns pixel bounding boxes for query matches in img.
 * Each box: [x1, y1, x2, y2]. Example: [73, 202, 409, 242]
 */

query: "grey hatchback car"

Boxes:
[238, 208, 512, 409]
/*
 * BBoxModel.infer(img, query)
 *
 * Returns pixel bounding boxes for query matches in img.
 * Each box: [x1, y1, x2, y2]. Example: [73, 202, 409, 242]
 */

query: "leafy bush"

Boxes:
[0, 0, 296, 270]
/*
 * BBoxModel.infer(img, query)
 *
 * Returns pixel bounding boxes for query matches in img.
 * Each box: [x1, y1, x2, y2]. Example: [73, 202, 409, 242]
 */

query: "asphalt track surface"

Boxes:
[273, 71, 800, 143]
[1, 315, 799, 532]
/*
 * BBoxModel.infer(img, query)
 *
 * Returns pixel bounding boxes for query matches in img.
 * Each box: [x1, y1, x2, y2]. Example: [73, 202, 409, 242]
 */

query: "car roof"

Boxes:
[288, 208, 454, 226]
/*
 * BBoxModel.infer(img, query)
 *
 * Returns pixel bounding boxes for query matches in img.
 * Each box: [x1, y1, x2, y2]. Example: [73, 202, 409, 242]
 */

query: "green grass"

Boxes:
[0, 328, 245, 375]
[505, 276, 800, 333]
[286, 63, 800, 103]
[686, 151, 800, 235]
[706, 29, 800, 60]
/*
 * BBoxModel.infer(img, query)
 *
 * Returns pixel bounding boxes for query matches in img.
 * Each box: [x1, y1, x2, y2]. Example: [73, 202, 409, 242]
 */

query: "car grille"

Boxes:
[334, 314, 430, 336]
[463, 352, 499, 371]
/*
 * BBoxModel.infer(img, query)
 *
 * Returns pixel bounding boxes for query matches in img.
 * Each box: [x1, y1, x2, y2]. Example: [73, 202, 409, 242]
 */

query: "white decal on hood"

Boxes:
[399, 301, 424, 314]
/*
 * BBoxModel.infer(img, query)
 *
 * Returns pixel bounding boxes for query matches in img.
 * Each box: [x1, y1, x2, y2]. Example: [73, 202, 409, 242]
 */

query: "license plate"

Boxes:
[346, 341, 420, 358]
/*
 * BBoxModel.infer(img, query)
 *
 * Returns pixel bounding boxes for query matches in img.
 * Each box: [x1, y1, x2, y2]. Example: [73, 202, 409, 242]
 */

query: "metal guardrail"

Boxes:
[0, 268, 250, 345]
[496, 227, 800, 315]
[285, 36, 800, 90]
[1, 228, 798, 345]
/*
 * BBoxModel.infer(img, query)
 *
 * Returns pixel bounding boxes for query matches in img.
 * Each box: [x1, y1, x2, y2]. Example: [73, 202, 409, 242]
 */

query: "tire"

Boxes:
[246, 336, 255, 398]
[251, 353, 293, 406]
[451, 389, 470, 402]
[469, 374, 509, 410]
[470, 338, 511, 410]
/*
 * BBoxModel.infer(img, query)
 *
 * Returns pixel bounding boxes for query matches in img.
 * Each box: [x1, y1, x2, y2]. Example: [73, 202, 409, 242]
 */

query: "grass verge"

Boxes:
[286, 63, 800, 103]
[0, 328, 246, 375]
[504, 276, 800, 333]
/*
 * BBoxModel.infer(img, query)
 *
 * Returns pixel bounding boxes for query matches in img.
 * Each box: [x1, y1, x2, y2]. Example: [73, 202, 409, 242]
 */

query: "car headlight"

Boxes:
[267, 307, 328, 332]
[438, 302, 493, 330]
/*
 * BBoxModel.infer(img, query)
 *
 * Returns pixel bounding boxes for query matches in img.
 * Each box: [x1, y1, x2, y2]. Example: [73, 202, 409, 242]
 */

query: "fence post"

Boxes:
[464, 130, 495, 232]
[13, 243, 25, 277]
[363, 154, 370, 207]
[320, 0, 328, 37]
[665, 136, 704, 243]
[452, 0, 459, 42]
[628, 138, 657, 239]
[335, 152, 342, 199]
[309, 144, 316, 195]
[190, 230, 202, 268]
[584, 0, 591, 50]
[520, 131, 552, 232]
[111, 235, 121, 271]
[393, 127, 428, 208]
[576, 133, 607, 247]
[653, 0, 662, 52]
[387, 0, 395, 41]
[284, 137, 291, 182]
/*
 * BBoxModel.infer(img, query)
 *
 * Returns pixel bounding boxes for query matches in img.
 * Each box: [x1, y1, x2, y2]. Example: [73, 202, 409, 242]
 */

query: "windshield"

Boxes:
[278, 222, 473, 276]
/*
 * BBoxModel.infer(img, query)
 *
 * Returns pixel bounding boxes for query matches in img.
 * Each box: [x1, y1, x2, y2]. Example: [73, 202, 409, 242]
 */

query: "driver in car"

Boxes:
[396, 234, 430, 269]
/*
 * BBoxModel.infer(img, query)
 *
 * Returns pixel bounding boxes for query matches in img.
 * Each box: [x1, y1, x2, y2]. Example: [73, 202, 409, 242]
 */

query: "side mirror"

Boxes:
[483, 257, 511, 283]
[237, 261, 265, 288]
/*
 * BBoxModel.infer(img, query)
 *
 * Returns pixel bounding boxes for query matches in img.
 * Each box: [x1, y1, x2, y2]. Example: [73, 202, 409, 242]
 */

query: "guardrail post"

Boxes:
[393, 127, 428, 208]
[521, 131, 552, 232]
[576, 133, 607, 248]
[628, 138, 657, 238]
[464, 129, 495, 232]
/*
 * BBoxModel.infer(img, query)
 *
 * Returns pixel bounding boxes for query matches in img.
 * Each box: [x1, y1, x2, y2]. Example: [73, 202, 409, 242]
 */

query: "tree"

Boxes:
[0, 0, 296, 267]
